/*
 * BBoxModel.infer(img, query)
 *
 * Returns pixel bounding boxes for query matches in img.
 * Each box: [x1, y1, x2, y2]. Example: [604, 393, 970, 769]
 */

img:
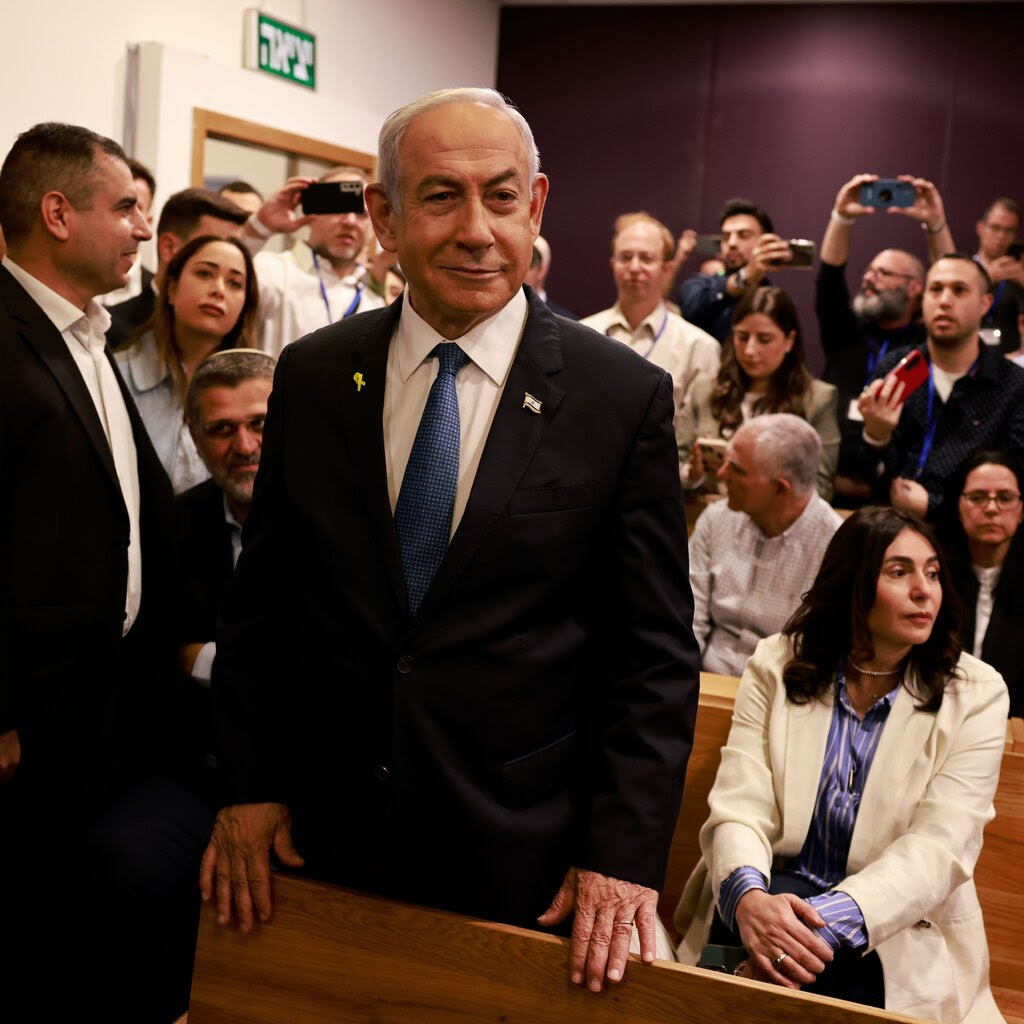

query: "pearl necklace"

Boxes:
[848, 659, 900, 677]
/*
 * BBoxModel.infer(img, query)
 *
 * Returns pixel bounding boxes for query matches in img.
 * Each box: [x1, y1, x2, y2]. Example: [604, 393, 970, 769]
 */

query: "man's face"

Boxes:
[717, 431, 777, 519]
[924, 258, 993, 348]
[854, 250, 921, 323]
[719, 214, 762, 271]
[306, 173, 372, 269]
[611, 220, 669, 307]
[63, 151, 152, 300]
[366, 101, 548, 339]
[976, 203, 1018, 261]
[190, 379, 270, 508]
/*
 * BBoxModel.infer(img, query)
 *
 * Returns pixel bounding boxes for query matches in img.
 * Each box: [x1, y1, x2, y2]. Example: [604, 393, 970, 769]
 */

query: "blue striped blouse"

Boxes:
[719, 667, 902, 952]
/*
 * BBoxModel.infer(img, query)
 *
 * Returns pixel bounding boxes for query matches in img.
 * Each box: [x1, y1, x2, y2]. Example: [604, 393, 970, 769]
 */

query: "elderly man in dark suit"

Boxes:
[0, 123, 211, 1022]
[202, 88, 699, 992]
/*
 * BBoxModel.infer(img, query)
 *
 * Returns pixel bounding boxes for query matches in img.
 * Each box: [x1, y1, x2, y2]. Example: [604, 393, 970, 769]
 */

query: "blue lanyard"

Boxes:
[641, 309, 670, 360]
[983, 280, 1006, 325]
[864, 338, 890, 386]
[312, 252, 364, 325]
[915, 355, 979, 478]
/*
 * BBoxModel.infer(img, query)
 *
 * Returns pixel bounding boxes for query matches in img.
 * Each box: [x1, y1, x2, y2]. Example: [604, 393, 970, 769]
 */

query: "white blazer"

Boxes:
[675, 633, 1009, 1024]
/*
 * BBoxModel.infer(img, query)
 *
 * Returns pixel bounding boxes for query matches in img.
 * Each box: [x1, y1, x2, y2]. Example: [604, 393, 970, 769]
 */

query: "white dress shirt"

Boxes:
[384, 288, 528, 536]
[252, 240, 385, 358]
[581, 302, 720, 474]
[3, 255, 142, 633]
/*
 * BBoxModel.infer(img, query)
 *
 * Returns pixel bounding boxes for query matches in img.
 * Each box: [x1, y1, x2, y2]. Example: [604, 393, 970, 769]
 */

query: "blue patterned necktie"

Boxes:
[394, 342, 469, 615]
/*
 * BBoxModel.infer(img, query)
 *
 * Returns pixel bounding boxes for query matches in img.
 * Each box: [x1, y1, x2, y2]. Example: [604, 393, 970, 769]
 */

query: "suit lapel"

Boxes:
[0, 266, 121, 492]
[781, 690, 834, 851]
[337, 299, 408, 609]
[417, 291, 565, 620]
[848, 680, 933, 865]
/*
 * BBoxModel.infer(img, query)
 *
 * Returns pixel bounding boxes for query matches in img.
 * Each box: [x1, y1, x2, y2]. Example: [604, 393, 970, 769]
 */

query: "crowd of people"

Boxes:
[0, 86, 1018, 1024]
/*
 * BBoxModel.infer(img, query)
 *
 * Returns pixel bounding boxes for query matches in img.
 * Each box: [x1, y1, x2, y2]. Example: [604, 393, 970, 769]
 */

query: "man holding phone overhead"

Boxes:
[816, 173, 953, 503]
[856, 253, 1024, 518]
[239, 167, 386, 356]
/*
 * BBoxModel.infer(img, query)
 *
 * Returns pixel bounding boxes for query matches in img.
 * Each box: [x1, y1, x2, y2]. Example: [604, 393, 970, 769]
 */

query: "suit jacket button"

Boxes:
[396, 654, 414, 674]
[373, 764, 391, 782]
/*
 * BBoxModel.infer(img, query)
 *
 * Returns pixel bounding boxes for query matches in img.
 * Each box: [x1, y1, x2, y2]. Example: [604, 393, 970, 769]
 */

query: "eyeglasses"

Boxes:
[613, 251, 662, 267]
[865, 264, 915, 282]
[961, 490, 1022, 510]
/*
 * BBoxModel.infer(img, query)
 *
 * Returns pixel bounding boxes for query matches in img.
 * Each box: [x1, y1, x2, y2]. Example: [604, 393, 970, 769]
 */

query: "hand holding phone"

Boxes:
[857, 349, 927, 445]
[859, 179, 916, 209]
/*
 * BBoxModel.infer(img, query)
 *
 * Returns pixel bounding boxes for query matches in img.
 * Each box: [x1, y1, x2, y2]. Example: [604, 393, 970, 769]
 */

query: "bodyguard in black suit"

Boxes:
[0, 124, 211, 1022]
[203, 90, 700, 992]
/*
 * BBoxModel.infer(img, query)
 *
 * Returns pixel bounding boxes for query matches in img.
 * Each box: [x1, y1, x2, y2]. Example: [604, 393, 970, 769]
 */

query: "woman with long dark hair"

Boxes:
[675, 506, 1008, 1023]
[938, 449, 1024, 716]
[681, 286, 840, 499]
[117, 234, 259, 491]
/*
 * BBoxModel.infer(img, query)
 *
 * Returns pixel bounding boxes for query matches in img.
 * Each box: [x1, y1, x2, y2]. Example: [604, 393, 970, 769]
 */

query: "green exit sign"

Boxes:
[244, 10, 316, 90]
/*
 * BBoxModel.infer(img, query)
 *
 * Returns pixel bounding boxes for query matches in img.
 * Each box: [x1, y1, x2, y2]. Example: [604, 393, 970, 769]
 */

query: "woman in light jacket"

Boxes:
[676, 506, 1008, 1023]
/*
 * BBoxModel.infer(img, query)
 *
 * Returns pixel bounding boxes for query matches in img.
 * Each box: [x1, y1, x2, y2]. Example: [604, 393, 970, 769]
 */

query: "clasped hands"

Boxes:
[733, 889, 834, 990]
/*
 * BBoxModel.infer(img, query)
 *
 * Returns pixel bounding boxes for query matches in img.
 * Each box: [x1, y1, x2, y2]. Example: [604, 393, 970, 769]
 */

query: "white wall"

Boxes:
[2, 0, 500, 170]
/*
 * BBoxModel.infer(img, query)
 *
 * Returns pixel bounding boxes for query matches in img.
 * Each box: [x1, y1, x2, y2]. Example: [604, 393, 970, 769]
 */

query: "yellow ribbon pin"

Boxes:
[353, 372, 366, 392]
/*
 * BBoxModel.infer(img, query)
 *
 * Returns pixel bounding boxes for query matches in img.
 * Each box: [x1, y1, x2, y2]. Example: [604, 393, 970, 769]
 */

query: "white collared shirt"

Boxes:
[383, 288, 528, 536]
[3, 255, 142, 634]
[581, 302, 720, 470]
[252, 240, 385, 358]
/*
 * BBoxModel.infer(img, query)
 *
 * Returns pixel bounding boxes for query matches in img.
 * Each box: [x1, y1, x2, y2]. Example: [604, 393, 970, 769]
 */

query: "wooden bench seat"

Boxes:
[187, 874, 925, 1024]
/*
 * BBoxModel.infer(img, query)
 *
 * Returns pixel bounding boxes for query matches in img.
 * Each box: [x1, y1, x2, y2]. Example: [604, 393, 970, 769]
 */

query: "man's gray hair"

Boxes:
[375, 88, 540, 213]
[737, 413, 820, 496]
[186, 348, 276, 426]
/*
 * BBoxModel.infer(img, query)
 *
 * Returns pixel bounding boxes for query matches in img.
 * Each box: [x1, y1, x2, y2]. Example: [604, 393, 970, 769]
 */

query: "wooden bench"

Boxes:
[659, 673, 1024, 1024]
[186, 873, 925, 1024]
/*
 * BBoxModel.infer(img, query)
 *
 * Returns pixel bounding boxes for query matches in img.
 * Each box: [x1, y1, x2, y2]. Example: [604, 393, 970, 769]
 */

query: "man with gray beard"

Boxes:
[815, 173, 954, 504]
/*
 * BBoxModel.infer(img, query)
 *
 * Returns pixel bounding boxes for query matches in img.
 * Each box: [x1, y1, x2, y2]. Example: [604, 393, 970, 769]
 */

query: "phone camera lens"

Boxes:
[879, 188, 893, 203]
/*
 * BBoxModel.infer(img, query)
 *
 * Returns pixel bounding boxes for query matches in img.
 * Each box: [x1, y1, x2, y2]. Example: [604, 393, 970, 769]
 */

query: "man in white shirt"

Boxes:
[0, 122, 212, 1022]
[690, 414, 842, 676]
[240, 166, 386, 356]
[203, 87, 699, 995]
[582, 212, 720, 477]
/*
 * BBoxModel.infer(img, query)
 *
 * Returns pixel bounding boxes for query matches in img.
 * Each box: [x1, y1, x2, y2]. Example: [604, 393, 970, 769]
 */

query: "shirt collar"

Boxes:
[2, 254, 112, 347]
[837, 670, 902, 717]
[124, 330, 169, 392]
[607, 301, 667, 337]
[222, 492, 244, 532]
[395, 286, 528, 387]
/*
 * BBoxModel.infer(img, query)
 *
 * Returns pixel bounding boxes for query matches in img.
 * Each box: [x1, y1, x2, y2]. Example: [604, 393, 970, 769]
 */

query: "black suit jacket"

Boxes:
[106, 277, 155, 349]
[0, 264, 175, 828]
[175, 478, 236, 642]
[215, 289, 700, 926]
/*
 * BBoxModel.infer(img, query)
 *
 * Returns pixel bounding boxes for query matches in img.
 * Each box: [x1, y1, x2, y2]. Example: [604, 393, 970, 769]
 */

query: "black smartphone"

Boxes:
[769, 239, 815, 269]
[693, 233, 723, 256]
[1008, 243, 1024, 260]
[859, 179, 916, 209]
[301, 181, 365, 215]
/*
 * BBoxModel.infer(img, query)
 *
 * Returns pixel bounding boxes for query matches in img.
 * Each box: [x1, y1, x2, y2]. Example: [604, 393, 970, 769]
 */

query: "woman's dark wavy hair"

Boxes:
[782, 506, 963, 712]
[128, 234, 259, 404]
[710, 286, 812, 430]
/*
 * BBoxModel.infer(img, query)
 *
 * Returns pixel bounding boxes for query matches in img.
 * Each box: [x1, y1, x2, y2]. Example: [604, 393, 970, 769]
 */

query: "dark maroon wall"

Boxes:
[497, 3, 1024, 370]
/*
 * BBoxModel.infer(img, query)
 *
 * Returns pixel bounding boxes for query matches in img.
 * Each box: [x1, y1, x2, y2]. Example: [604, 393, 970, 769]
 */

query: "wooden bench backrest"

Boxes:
[188, 874, 923, 1024]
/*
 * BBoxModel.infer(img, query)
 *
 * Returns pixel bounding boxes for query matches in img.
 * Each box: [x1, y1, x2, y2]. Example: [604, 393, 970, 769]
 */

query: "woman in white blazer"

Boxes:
[675, 506, 1008, 1024]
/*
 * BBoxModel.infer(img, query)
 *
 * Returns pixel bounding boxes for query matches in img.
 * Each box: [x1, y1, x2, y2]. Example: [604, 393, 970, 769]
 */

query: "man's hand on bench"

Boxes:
[538, 866, 659, 992]
[199, 802, 305, 930]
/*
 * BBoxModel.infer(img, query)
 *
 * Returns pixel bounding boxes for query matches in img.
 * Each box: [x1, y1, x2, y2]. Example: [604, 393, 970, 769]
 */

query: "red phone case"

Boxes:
[890, 350, 929, 398]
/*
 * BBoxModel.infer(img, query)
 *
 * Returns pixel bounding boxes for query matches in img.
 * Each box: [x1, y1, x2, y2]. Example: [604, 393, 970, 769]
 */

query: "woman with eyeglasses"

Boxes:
[674, 505, 1008, 1022]
[938, 450, 1024, 715]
